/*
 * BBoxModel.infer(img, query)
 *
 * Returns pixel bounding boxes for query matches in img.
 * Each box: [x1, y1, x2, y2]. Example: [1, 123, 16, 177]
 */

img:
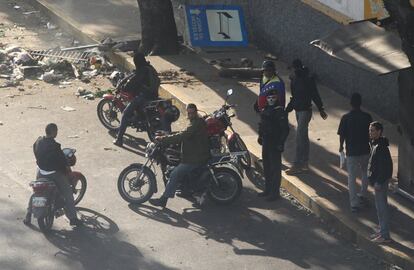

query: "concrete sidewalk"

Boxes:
[26, 0, 414, 268]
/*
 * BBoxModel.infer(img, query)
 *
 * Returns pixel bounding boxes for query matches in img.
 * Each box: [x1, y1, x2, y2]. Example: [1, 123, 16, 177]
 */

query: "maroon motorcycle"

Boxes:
[96, 71, 180, 141]
[28, 148, 87, 233]
[204, 89, 251, 169]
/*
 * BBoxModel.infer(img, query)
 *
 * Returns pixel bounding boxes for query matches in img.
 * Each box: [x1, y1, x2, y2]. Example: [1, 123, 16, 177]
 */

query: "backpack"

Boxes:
[146, 65, 160, 98]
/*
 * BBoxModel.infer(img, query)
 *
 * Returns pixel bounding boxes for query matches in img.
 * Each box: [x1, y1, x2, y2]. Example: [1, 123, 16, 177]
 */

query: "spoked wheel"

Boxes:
[38, 206, 54, 233]
[117, 164, 156, 204]
[229, 134, 251, 170]
[208, 167, 242, 205]
[72, 175, 87, 205]
[97, 99, 121, 131]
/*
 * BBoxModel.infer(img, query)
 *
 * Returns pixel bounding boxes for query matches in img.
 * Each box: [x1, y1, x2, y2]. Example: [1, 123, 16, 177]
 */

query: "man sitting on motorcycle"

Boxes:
[149, 103, 211, 208]
[113, 52, 160, 146]
[23, 123, 82, 226]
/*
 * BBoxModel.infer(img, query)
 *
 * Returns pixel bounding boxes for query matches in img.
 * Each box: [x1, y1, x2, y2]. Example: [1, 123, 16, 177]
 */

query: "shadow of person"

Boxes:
[44, 207, 176, 270]
[107, 130, 148, 156]
[128, 204, 190, 229]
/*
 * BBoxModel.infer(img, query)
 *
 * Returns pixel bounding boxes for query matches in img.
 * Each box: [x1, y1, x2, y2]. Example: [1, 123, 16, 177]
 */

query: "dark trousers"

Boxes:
[262, 143, 282, 196]
[116, 94, 147, 140]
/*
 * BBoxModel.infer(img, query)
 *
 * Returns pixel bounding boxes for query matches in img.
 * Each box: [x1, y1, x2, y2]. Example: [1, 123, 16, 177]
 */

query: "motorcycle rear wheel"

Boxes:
[208, 167, 242, 205]
[38, 206, 54, 233]
[73, 175, 87, 205]
[118, 164, 156, 204]
[97, 99, 121, 131]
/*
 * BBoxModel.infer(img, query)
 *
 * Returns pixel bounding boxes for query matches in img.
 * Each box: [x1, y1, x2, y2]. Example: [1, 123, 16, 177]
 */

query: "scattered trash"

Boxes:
[27, 105, 47, 110]
[60, 81, 72, 85]
[13, 5, 21, 10]
[58, 85, 66, 89]
[61, 106, 76, 112]
[0, 80, 20, 88]
[68, 135, 79, 139]
[103, 147, 117, 151]
[18, 88, 25, 92]
[55, 32, 63, 38]
[22, 11, 40, 15]
[41, 70, 63, 83]
[46, 22, 57, 30]
[0, 121, 3, 126]
[94, 88, 112, 98]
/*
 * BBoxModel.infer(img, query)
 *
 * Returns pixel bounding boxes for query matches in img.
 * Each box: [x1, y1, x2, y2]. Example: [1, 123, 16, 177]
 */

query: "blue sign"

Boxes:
[186, 5, 248, 47]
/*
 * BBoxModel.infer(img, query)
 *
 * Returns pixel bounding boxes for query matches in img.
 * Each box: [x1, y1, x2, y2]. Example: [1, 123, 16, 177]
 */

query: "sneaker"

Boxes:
[257, 191, 269, 197]
[371, 236, 392, 244]
[23, 213, 31, 226]
[265, 194, 280, 202]
[285, 167, 303, 175]
[369, 232, 381, 239]
[69, 218, 83, 227]
[113, 139, 123, 147]
[149, 197, 167, 208]
[351, 206, 360, 213]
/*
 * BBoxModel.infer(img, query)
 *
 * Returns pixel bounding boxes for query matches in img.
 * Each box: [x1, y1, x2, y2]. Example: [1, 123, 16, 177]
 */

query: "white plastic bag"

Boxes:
[340, 151, 346, 169]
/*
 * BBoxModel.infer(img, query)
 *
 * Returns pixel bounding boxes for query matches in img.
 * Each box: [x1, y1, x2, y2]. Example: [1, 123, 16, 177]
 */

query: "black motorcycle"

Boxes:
[117, 141, 244, 205]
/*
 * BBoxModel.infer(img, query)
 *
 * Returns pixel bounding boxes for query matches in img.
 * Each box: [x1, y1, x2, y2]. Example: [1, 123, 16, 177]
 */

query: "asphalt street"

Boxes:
[0, 1, 394, 269]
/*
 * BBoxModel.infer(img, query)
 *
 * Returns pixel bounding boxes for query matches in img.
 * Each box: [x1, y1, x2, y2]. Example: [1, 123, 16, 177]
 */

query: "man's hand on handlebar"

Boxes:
[154, 136, 164, 142]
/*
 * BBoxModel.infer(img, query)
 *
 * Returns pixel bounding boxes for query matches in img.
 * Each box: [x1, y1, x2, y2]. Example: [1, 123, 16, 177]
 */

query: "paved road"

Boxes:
[0, 1, 390, 269]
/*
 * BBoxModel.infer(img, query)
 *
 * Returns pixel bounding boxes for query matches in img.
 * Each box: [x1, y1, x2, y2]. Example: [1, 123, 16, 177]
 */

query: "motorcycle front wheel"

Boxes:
[228, 134, 252, 170]
[38, 205, 54, 233]
[118, 164, 156, 204]
[208, 167, 242, 205]
[72, 174, 87, 205]
[97, 99, 121, 131]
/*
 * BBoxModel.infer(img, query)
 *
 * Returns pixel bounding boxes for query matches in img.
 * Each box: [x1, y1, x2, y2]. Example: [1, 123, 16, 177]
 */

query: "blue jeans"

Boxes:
[346, 155, 369, 207]
[374, 180, 390, 239]
[294, 110, 312, 166]
[116, 94, 147, 140]
[163, 163, 201, 198]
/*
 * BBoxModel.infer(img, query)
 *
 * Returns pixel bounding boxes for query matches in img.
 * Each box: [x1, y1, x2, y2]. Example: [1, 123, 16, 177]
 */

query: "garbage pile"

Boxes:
[0, 44, 115, 88]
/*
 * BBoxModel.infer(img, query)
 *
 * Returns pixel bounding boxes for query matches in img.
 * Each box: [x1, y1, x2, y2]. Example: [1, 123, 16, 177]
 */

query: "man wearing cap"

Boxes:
[257, 89, 289, 201]
[254, 60, 286, 113]
[149, 103, 210, 208]
[285, 59, 327, 175]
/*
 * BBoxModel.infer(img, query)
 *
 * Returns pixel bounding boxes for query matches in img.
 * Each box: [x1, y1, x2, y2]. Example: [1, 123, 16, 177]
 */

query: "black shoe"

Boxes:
[257, 191, 269, 197]
[70, 218, 83, 227]
[23, 213, 31, 226]
[113, 139, 123, 147]
[176, 191, 193, 199]
[149, 197, 167, 208]
[266, 194, 280, 201]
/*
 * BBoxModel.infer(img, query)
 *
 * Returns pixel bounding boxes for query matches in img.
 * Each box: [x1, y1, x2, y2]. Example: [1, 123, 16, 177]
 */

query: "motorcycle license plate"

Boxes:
[32, 197, 47, 207]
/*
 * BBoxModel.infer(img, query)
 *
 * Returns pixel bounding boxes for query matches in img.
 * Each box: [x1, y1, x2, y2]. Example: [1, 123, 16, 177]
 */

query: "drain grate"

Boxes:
[28, 49, 93, 63]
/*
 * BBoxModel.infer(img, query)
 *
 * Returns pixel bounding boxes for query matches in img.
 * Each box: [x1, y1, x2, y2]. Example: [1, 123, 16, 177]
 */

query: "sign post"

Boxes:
[185, 5, 248, 47]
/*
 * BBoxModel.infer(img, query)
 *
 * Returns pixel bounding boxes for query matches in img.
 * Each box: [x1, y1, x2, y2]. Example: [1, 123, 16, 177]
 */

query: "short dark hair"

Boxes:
[186, 103, 197, 111]
[262, 60, 275, 71]
[291, 59, 303, 70]
[350, 92, 362, 108]
[45, 123, 57, 136]
[370, 121, 383, 133]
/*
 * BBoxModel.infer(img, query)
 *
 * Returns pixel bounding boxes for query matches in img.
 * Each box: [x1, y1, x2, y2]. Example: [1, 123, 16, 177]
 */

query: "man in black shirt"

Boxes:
[257, 89, 290, 201]
[24, 123, 82, 226]
[338, 93, 373, 212]
[285, 59, 328, 175]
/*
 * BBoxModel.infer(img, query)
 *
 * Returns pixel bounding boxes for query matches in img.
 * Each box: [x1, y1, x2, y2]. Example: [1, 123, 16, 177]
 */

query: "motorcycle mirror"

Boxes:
[227, 89, 233, 96]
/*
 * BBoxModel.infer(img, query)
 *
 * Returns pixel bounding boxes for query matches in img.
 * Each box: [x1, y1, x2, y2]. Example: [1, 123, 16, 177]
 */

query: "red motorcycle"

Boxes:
[28, 148, 87, 233]
[204, 89, 251, 170]
[97, 71, 180, 141]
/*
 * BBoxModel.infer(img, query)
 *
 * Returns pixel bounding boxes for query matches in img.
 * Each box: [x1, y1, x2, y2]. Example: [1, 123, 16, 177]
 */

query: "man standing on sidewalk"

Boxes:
[285, 59, 327, 175]
[337, 93, 373, 212]
[254, 60, 286, 112]
[368, 121, 393, 243]
[257, 89, 289, 201]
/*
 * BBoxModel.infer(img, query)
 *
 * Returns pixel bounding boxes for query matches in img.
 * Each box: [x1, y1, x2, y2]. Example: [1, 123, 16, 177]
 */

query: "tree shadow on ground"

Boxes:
[127, 189, 381, 270]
